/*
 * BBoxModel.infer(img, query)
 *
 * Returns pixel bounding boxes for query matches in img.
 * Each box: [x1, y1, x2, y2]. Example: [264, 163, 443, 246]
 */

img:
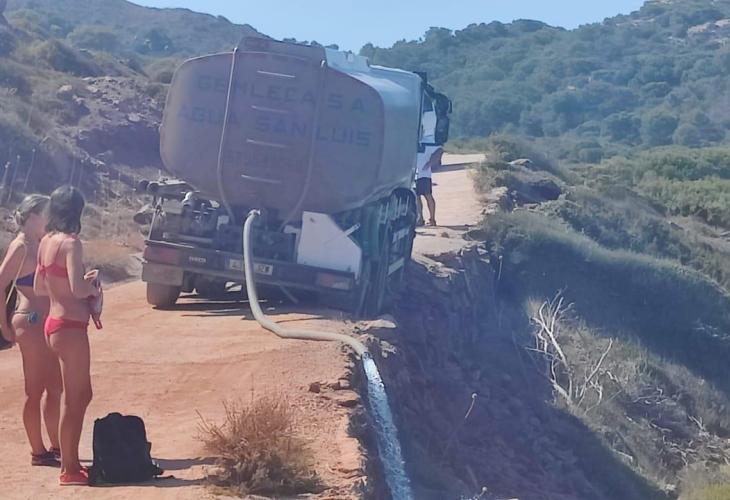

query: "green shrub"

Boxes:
[681, 466, 730, 500]
[455, 134, 567, 179]
[587, 147, 730, 229]
[642, 111, 679, 146]
[632, 148, 730, 181]
[0, 61, 31, 96]
[31, 40, 99, 77]
[8, 8, 73, 38]
[540, 186, 730, 290]
[136, 28, 174, 54]
[144, 82, 167, 104]
[641, 177, 730, 228]
[577, 146, 603, 163]
[0, 112, 34, 156]
[67, 26, 120, 53]
[674, 123, 702, 147]
[700, 485, 730, 500]
[144, 57, 180, 84]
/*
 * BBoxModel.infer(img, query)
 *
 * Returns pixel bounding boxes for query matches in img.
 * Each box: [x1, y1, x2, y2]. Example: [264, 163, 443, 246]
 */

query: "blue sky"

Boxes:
[132, 0, 647, 51]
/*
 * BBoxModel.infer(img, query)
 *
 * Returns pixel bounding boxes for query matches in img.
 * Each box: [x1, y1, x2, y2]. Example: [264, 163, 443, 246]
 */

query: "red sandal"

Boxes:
[59, 468, 88, 486]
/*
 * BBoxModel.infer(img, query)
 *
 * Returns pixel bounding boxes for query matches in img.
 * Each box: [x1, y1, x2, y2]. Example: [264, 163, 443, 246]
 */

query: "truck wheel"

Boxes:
[389, 189, 417, 293]
[146, 283, 181, 308]
[392, 217, 417, 292]
[364, 230, 392, 317]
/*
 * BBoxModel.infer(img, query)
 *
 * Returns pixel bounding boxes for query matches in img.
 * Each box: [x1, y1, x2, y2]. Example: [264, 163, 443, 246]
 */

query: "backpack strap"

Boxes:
[5, 242, 28, 319]
[6, 242, 28, 307]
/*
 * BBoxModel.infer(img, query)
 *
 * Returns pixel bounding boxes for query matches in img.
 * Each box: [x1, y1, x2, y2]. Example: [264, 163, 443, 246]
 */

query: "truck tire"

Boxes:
[146, 283, 181, 308]
[390, 191, 417, 292]
[364, 229, 392, 317]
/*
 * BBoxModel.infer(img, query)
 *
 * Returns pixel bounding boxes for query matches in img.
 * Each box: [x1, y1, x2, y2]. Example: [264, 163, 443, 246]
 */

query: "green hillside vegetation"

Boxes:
[365, 0, 730, 162]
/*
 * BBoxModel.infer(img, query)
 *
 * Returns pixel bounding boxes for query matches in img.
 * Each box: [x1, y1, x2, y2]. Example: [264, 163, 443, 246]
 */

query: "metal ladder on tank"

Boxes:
[215, 44, 328, 230]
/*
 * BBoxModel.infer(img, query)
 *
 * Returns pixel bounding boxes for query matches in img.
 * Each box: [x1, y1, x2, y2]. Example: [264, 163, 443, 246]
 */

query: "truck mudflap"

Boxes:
[142, 241, 356, 294]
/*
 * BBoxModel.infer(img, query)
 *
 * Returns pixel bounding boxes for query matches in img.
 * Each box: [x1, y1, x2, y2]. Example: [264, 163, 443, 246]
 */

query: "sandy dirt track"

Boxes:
[0, 157, 481, 499]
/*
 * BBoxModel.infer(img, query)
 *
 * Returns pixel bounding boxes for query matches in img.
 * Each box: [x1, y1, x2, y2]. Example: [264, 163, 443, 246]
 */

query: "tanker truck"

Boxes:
[137, 37, 450, 315]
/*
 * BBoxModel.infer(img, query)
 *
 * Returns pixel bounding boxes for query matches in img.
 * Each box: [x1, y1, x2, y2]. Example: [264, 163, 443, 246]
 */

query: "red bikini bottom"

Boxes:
[44, 317, 89, 336]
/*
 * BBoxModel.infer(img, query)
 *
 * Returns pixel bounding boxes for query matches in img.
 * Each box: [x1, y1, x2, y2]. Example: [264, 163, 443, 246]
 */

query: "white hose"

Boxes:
[243, 210, 414, 499]
[242, 210, 368, 357]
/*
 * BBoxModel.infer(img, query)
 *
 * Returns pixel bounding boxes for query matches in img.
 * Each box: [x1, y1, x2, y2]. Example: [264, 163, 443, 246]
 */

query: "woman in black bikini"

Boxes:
[0, 194, 62, 467]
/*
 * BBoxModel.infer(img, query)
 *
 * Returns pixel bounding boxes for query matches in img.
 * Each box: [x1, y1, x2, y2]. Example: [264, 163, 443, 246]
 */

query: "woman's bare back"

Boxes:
[37, 233, 90, 323]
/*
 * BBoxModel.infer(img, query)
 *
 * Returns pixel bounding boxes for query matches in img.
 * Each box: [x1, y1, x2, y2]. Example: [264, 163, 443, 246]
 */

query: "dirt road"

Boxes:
[414, 153, 485, 258]
[0, 157, 481, 499]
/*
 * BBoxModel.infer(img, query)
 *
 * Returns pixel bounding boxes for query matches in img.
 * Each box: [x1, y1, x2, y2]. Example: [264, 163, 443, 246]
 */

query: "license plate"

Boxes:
[254, 263, 274, 276]
[227, 258, 244, 271]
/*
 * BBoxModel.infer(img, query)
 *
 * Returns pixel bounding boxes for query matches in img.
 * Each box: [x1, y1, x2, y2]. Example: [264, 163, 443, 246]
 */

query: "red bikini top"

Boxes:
[37, 234, 76, 278]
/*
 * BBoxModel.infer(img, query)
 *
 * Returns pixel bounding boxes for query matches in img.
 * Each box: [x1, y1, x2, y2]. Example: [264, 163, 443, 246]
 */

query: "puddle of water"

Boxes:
[362, 354, 414, 500]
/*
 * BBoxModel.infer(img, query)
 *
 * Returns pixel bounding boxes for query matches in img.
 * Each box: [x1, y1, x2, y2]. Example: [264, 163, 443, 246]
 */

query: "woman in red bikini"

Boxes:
[0, 195, 62, 468]
[34, 186, 100, 487]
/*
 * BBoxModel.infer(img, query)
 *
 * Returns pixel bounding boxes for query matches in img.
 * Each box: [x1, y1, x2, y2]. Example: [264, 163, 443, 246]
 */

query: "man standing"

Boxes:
[415, 145, 443, 226]
[414, 74, 451, 227]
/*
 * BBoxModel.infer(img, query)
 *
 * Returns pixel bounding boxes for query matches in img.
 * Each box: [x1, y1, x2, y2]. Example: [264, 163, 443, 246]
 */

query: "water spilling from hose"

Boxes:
[362, 354, 414, 499]
[242, 210, 413, 499]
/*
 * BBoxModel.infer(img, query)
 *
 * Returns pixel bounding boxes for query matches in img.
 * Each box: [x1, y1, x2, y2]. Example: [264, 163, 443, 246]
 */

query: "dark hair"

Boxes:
[46, 185, 85, 235]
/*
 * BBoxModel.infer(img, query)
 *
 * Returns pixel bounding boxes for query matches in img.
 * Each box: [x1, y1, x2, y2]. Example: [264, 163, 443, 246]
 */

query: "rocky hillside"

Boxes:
[0, 0, 261, 202]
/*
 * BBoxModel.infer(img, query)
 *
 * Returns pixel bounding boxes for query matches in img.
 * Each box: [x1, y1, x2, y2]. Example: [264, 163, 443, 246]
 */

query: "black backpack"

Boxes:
[89, 413, 164, 485]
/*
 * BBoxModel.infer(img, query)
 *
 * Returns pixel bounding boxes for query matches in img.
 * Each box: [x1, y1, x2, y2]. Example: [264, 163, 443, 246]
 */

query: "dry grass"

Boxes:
[198, 397, 321, 497]
[681, 466, 730, 500]
[521, 290, 730, 491]
[83, 239, 136, 283]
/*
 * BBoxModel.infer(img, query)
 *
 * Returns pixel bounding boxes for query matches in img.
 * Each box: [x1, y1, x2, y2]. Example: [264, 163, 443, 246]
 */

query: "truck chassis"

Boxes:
[140, 184, 416, 317]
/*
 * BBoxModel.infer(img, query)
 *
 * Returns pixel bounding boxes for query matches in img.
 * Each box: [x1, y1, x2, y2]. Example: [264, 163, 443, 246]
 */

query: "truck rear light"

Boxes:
[143, 246, 180, 265]
[316, 273, 353, 291]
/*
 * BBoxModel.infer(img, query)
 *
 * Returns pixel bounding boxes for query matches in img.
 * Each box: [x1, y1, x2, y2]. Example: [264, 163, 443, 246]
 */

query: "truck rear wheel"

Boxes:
[390, 193, 417, 292]
[146, 283, 181, 308]
[364, 229, 392, 317]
